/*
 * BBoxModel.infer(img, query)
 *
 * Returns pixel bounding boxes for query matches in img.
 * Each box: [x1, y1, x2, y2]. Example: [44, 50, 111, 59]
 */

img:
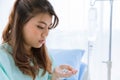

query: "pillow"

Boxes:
[48, 49, 85, 80]
[78, 62, 87, 80]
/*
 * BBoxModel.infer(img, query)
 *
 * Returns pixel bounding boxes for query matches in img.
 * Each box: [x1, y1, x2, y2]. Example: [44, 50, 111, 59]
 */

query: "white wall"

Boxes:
[0, 0, 15, 43]
[47, 0, 89, 50]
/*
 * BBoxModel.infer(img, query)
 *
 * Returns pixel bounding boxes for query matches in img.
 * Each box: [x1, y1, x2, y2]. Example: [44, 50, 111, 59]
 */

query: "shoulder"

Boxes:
[0, 43, 9, 60]
[0, 43, 10, 59]
[0, 43, 11, 68]
[0, 43, 13, 77]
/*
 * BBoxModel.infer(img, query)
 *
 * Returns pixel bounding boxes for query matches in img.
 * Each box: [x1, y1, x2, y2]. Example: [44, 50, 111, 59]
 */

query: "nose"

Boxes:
[41, 28, 49, 38]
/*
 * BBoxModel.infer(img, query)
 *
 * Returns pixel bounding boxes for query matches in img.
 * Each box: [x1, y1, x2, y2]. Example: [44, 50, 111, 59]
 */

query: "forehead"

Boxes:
[32, 13, 52, 23]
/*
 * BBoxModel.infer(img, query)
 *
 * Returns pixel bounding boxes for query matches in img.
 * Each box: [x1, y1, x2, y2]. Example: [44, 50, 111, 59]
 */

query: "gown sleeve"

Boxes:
[0, 45, 13, 80]
[47, 54, 57, 80]
[0, 65, 10, 80]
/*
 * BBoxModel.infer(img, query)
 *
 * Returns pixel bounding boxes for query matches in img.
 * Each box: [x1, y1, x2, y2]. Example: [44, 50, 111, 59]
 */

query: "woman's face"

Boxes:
[23, 13, 52, 49]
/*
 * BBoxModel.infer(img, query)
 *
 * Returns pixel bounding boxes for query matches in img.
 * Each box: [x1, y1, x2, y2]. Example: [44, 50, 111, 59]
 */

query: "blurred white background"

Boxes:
[0, 0, 120, 80]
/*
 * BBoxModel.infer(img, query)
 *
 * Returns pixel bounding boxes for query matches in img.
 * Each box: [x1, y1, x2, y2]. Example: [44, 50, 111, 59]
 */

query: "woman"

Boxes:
[0, 0, 77, 80]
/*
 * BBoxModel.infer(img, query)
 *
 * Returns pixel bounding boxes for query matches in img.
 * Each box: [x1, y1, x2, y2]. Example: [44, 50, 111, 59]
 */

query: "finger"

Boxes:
[72, 69, 78, 74]
[62, 65, 78, 73]
[59, 70, 73, 78]
[60, 65, 78, 74]
[60, 64, 73, 70]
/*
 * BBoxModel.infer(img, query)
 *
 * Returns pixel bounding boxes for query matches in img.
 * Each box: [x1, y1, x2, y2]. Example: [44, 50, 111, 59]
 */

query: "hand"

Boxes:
[52, 64, 77, 80]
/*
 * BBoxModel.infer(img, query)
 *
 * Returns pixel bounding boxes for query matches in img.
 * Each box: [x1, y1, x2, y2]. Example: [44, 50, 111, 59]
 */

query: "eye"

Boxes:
[48, 27, 52, 30]
[37, 25, 44, 29]
[48, 25, 53, 30]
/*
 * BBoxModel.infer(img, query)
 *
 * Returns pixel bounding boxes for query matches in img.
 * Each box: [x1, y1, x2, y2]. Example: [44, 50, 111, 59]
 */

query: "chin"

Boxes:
[32, 43, 44, 48]
[35, 44, 43, 48]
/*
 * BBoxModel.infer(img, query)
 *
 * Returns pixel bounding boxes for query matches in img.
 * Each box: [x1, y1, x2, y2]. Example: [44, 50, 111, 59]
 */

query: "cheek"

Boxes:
[23, 25, 42, 41]
[27, 26, 39, 35]
[32, 29, 38, 34]
[29, 28, 43, 39]
[23, 29, 39, 44]
[23, 27, 36, 40]
[31, 29, 41, 36]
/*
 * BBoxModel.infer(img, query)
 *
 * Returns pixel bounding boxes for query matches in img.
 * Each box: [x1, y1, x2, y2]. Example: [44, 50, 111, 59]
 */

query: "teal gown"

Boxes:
[0, 43, 55, 80]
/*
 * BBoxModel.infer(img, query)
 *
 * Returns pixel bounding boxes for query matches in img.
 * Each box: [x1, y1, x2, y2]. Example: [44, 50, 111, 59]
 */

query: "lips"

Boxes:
[39, 40, 45, 44]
